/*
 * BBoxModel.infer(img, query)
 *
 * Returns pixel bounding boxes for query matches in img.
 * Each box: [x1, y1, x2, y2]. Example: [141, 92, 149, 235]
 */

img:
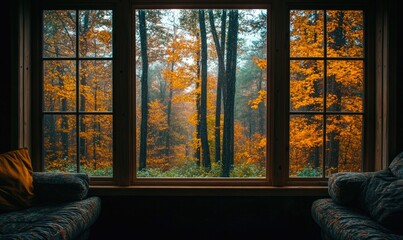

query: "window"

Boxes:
[289, 10, 365, 179]
[135, 9, 268, 178]
[41, 9, 113, 176]
[31, 0, 377, 187]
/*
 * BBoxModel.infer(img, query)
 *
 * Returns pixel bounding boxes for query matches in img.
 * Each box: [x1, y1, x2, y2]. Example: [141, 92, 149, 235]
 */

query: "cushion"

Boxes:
[0, 196, 101, 239]
[311, 198, 402, 240]
[389, 151, 403, 179]
[363, 169, 403, 234]
[33, 172, 89, 202]
[0, 148, 34, 213]
[328, 172, 373, 206]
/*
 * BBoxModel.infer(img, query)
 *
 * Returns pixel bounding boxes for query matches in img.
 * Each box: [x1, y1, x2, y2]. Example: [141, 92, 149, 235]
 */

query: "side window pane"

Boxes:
[327, 10, 364, 58]
[43, 10, 76, 58]
[79, 10, 113, 58]
[79, 60, 113, 112]
[79, 115, 113, 176]
[289, 115, 323, 178]
[290, 10, 324, 57]
[326, 60, 364, 112]
[325, 115, 362, 176]
[43, 115, 77, 172]
[43, 60, 76, 112]
[290, 60, 324, 112]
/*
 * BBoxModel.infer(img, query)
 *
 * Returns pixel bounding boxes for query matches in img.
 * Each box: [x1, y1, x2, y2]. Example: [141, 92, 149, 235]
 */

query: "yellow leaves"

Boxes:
[253, 57, 267, 70]
[97, 30, 112, 46]
[148, 100, 168, 131]
[248, 90, 267, 109]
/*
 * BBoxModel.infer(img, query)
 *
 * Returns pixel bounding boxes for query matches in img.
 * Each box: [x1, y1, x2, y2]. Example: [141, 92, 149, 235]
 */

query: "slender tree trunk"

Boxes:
[257, 71, 265, 135]
[61, 99, 69, 160]
[166, 25, 177, 162]
[194, 34, 201, 167]
[139, 10, 149, 171]
[222, 10, 239, 177]
[326, 12, 346, 172]
[198, 10, 211, 171]
[80, 11, 90, 162]
[209, 10, 226, 163]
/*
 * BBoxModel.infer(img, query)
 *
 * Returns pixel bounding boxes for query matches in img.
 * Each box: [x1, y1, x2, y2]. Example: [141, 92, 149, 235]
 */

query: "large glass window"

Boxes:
[135, 9, 268, 178]
[34, 1, 374, 187]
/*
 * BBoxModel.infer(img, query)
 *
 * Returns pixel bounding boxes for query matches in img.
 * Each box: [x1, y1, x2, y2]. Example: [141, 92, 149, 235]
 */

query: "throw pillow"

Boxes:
[363, 169, 403, 234]
[328, 172, 372, 206]
[33, 172, 89, 202]
[0, 148, 34, 213]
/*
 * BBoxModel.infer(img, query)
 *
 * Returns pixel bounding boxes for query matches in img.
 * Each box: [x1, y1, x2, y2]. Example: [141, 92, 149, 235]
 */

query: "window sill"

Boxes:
[88, 185, 329, 197]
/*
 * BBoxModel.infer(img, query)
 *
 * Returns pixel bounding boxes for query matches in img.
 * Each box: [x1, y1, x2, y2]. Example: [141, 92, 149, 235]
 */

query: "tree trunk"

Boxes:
[194, 34, 201, 167]
[222, 10, 239, 177]
[326, 12, 346, 172]
[139, 10, 149, 171]
[198, 10, 211, 171]
[209, 10, 226, 163]
[80, 11, 90, 162]
[166, 81, 173, 160]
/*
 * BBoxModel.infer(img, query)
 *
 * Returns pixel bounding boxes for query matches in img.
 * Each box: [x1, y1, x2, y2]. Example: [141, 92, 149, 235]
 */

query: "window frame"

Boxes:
[29, 0, 379, 190]
[284, 3, 376, 186]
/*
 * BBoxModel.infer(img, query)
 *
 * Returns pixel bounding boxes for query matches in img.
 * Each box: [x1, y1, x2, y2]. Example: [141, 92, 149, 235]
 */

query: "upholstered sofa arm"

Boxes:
[328, 172, 374, 206]
[33, 172, 89, 203]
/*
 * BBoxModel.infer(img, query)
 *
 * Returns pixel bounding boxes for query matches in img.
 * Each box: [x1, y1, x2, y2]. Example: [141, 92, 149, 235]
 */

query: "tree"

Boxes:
[198, 10, 211, 170]
[139, 10, 149, 171]
[222, 10, 239, 177]
[209, 10, 226, 164]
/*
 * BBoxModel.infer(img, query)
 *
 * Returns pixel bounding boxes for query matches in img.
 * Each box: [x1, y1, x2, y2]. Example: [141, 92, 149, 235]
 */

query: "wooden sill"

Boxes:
[88, 185, 329, 197]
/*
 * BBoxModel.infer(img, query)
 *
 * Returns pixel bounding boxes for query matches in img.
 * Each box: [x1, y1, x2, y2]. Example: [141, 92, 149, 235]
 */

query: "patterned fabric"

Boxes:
[328, 172, 373, 207]
[314, 152, 403, 239]
[0, 196, 101, 240]
[33, 172, 89, 203]
[311, 198, 403, 240]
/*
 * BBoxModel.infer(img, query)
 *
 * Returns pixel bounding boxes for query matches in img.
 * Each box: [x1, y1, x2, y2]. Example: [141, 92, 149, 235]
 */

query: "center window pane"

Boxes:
[135, 9, 268, 178]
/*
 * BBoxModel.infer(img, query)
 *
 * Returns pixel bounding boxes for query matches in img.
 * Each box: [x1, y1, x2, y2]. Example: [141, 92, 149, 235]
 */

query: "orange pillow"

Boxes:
[0, 148, 34, 213]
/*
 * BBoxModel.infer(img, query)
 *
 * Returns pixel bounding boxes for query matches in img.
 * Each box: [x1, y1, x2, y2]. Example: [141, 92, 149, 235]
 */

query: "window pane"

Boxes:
[43, 10, 76, 58]
[289, 115, 323, 178]
[43, 115, 77, 172]
[79, 60, 113, 112]
[43, 60, 76, 112]
[290, 60, 324, 112]
[290, 10, 324, 57]
[327, 10, 364, 58]
[136, 9, 267, 178]
[326, 60, 364, 112]
[79, 115, 113, 176]
[325, 115, 362, 176]
[79, 10, 113, 58]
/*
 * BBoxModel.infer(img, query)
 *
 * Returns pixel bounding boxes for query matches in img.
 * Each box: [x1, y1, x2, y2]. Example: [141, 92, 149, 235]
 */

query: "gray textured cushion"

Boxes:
[389, 152, 403, 179]
[33, 172, 89, 203]
[328, 172, 373, 206]
[363, 169, 403, 234]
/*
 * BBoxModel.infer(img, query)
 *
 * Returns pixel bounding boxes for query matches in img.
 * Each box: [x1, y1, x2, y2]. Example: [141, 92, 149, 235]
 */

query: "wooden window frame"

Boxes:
[24, 0, 387, 192]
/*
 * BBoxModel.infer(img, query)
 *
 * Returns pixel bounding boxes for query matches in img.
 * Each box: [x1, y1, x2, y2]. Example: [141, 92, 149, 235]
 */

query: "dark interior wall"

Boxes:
[89, 196, 322, 239]
[395, 2, 403, 155]
[0, 1, 13, 154]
